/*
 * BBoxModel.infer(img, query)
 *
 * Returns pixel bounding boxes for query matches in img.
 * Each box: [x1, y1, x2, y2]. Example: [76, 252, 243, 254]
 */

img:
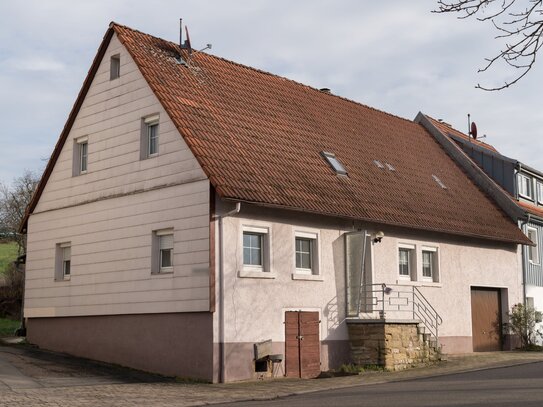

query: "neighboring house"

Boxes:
[20, 23, 531, 383]
[417, 113, 543, 341]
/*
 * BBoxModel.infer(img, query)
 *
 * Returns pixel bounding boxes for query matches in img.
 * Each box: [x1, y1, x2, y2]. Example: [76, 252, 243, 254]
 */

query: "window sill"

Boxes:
[55, 276, 71, 282]
[152, 270, 174, 276]
[238, 269, 275, 279]
[519, 194, 534, 201]
[291, 273, 324, 281]
[395, 279, 442, 288]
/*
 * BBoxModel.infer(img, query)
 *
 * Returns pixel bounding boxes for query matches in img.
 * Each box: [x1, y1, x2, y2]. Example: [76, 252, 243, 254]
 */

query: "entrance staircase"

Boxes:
[347, 283, 443, 370]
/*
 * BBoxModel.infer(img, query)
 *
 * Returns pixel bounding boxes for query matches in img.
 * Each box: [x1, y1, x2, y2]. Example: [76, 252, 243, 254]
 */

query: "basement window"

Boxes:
[321, 152, 347, 175]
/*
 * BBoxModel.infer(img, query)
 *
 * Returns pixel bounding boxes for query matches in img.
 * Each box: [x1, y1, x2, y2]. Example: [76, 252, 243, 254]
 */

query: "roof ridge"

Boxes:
[110, 21, 418, 128]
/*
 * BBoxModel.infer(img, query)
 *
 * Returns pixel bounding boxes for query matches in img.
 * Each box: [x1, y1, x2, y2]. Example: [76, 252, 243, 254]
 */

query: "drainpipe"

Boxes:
[215, 201, 241, 383]
[520, 213, 532, 307]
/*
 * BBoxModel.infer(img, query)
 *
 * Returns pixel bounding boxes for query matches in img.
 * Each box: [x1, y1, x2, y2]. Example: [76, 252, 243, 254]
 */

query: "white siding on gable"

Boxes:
[25, 180, 210, 318]
[34, 33, 206, 214]
[25, 33, 211, 318]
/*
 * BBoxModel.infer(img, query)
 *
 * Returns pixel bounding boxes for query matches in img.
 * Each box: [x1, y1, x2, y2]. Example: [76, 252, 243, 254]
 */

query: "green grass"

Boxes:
[0, 242, 18, 275]
[0, 318, 19, 337]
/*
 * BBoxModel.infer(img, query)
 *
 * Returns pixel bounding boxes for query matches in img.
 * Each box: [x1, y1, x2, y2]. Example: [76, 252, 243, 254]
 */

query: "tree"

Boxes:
[435, 0, 543, 90]
[0, 170, 40, 255]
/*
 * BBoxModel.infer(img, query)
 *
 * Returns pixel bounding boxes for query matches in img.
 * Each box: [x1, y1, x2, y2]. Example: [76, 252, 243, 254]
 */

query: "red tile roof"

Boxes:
[21, 23, 530, 245]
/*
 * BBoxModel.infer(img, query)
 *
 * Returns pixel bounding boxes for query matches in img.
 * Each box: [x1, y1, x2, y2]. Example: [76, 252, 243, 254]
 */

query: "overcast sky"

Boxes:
[1, 0, 542, 184]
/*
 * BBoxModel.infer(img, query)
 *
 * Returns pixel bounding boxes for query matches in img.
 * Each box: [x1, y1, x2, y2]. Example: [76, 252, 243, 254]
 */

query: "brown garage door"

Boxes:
[285, 311, 320, 378]
[471, 288, 502, 352]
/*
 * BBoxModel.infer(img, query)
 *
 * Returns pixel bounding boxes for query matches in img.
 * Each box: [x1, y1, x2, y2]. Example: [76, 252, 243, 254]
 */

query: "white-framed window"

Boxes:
[110, 54, 120, 80]
[141, 115, 159, 159]
[527, 227, 540, 265]
[152, 229, 174, 274]
[240, 225, 271, 276]
[519, 173, 534, 199]
[294, 231, 319, 276]
[73, 136, 88, 176]
[398, 244, 415, 280]
[243, 232, 263, 267]
[55, 242, 71, 281]
[537, 182, 543, 204]
[421, 246, 439, 282]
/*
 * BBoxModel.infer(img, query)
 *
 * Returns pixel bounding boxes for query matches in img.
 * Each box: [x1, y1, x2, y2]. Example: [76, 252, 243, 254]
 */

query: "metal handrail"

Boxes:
[357, 283, 443, 344]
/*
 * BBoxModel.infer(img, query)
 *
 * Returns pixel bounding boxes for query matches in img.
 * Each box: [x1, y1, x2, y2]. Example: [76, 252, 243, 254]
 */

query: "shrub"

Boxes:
[508, 303, 543, 349]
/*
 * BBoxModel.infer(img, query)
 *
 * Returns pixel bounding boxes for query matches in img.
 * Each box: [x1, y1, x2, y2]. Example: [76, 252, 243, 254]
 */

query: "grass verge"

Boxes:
[0, 318, 19, 337]
[0, 242, 18, 275]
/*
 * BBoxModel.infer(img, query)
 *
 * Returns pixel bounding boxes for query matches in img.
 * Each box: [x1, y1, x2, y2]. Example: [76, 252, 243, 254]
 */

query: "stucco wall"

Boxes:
[215, 203, 522, 379]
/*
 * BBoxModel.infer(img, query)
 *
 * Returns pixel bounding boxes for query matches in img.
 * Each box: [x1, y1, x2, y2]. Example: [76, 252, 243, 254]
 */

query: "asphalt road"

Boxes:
[215, 361, 543, 407]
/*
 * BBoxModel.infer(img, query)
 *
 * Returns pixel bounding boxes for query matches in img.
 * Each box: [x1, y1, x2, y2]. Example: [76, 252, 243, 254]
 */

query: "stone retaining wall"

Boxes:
[347, 320, 439, 371]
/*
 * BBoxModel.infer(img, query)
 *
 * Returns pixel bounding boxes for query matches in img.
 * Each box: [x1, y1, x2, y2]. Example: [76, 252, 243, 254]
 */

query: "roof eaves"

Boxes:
[223, 197, 532, 245]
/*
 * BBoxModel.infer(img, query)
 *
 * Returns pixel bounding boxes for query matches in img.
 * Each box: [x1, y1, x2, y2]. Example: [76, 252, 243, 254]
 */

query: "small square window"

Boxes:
[422, 251, 433, 278]
[398, 244, 416, 281]
[141, 115, 159, 159]
[295, 237, 312, 270]
[243, 232, 263, 266]
[519, 174, 533, 199]
[240, 226, 271, 277]
[73, 137, 88, 176]
[527, 227, 539, 265]
[55, 242, 71, 281]
[110, 54, 120, 80]
[537, 182, 543, 204]
[321, 151, 347, 175]
[399, 248, 411, 277]
[79, 141, 88, 173]
[152, 229, 174, 274]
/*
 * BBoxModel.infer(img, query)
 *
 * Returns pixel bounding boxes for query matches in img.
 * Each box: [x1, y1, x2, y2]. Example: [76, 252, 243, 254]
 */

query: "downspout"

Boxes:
[520, 213, 532, 307]
[215, 201, 241, 383]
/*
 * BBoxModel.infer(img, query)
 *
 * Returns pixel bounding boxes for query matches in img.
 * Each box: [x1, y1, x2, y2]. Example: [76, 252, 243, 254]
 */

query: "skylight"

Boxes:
[321, 152, 347, 175]
[373, 160, 384, 169]
[432, 174, 447, 189]
[385, 163, 395, 171]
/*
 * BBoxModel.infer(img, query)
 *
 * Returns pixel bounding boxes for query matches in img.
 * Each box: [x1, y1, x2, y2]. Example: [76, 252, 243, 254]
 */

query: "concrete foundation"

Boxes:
[26, 312, 214, 382]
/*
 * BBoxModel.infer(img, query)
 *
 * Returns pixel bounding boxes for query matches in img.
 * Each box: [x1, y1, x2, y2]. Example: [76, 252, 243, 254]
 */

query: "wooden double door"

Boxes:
[285, 311, 321, 378]
[471, 288, 502, 352]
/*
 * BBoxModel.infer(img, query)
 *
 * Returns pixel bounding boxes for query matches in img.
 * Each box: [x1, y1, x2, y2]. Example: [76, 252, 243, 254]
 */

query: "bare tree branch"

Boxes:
[0, 171, 39, 255]
[435, 0, 543, 90]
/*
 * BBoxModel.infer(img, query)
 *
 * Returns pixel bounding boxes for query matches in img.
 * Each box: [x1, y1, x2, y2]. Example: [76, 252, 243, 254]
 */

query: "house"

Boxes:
[21, 23, 531, 383]
[416, 113, 543, 341]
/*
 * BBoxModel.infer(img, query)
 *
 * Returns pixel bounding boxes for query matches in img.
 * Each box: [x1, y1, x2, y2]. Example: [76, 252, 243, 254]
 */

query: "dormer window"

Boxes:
[519, 174, 533, 199]
[321, 152, 347, 175]
[110, 54, 120, 80]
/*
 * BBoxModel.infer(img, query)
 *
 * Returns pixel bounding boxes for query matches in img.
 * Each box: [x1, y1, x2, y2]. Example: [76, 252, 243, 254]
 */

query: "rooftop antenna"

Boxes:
[179, 18, 192, 53]
[467, 114, 478, 141]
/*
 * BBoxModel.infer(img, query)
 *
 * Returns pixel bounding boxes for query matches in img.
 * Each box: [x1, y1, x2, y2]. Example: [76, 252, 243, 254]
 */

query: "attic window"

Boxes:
[432, 174, 447, 189]
[110, 54, 120, 80]
[321, 152, 347, 175]
[373, 160, 384, 169]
